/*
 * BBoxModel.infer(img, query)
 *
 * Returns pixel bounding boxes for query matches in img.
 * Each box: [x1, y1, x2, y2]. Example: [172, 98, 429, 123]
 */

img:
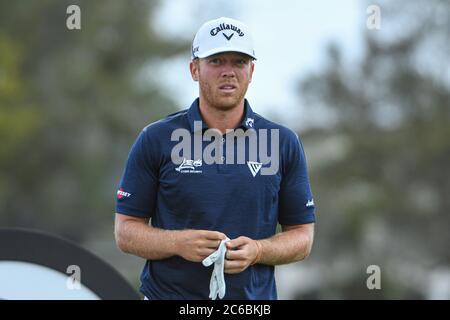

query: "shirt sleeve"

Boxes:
[278, 130, 316, 225]
[115, 128, 159, 218]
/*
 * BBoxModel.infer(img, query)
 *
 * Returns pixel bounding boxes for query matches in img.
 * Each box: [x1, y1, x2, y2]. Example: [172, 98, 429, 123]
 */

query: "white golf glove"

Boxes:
[202, 237, 230, 300]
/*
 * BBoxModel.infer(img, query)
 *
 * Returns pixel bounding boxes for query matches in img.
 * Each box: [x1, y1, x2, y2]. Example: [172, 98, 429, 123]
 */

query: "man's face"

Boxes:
[190, 52, 255, 110]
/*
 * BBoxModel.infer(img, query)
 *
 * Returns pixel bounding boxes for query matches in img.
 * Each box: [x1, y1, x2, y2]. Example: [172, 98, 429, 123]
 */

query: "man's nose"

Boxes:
[220, 63, 236, 78]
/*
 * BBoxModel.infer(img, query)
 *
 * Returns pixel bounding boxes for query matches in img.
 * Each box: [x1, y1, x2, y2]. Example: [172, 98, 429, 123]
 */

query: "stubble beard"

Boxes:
[199, 78, 248, 111]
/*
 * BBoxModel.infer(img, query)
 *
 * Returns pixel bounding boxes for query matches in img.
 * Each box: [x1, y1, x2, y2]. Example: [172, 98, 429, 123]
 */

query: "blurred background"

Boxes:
[1, 0, 449, 299]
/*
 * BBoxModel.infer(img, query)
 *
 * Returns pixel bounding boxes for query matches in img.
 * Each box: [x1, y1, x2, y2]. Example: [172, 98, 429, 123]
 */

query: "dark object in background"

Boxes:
[0, 228, 140, 300]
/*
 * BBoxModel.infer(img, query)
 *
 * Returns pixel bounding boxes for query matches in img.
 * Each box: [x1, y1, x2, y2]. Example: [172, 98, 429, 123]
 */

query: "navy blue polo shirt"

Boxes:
[116, 98, 315, 300]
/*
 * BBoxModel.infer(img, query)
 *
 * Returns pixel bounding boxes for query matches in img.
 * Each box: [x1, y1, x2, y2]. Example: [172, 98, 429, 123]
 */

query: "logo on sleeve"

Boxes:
[117, 188, 131, 200]
[306, 199, 315, 207]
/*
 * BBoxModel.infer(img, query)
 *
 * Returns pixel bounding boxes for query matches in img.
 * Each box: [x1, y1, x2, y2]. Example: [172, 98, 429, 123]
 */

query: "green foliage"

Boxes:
[0, 1, 189, 241]
[298, 0, 450, 298]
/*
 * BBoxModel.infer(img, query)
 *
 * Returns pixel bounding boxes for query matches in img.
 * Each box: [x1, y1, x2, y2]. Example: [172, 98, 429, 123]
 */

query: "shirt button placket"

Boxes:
[217, 136, 227, 173]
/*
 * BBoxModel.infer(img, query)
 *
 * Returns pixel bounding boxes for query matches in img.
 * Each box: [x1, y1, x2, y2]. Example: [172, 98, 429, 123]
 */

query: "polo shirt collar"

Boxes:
[241, 99, 256, 130]
[187, 98, 256, 133]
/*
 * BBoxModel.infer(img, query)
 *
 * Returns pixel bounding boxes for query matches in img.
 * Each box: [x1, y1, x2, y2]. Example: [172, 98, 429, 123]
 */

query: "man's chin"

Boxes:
[213, 96, 241, 110]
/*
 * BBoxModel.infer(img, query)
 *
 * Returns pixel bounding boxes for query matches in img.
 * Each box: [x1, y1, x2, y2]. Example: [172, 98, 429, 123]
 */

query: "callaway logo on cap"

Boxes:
[191, 17, 256, 60]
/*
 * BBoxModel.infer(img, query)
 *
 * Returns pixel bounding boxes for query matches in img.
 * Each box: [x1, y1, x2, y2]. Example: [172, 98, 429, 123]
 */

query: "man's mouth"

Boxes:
[218, 84, 237, 93]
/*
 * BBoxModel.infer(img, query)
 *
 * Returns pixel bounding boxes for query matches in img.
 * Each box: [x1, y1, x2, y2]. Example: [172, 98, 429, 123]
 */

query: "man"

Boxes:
[114, 17, 315, 300]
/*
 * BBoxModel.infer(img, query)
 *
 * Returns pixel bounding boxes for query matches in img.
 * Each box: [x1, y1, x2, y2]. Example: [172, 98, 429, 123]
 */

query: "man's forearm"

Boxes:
[116, 220, 179, 260]
[255, 225, 314, 266]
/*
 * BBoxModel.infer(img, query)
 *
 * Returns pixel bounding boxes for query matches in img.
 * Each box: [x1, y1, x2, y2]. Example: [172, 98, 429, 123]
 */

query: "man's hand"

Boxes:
[176, 230, 227, 262]
[224, 236, 262, 274]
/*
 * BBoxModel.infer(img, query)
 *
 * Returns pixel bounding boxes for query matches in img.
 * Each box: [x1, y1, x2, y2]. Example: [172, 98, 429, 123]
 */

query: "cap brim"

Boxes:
[193, 47, 256, 60]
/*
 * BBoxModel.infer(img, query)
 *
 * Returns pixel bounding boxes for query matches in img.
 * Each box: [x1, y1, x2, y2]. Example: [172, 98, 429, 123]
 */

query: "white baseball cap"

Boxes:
[191, 17, 256, 60]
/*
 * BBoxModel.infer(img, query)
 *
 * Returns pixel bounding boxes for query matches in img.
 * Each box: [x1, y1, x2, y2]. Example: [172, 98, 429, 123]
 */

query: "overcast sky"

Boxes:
[152, 0, 365, 129]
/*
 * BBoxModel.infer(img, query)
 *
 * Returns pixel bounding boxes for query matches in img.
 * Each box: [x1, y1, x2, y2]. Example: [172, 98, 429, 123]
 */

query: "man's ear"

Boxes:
[190, 60, 199, 82]
[248, 61, 255, 83]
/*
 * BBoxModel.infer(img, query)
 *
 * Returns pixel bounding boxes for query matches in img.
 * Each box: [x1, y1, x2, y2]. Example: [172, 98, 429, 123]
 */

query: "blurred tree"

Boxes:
[0, 0, 189, 241]
[297, 0, 450, 298]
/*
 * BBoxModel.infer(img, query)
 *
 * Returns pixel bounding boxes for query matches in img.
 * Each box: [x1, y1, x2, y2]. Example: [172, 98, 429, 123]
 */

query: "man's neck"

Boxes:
[198, 98, 245, 134]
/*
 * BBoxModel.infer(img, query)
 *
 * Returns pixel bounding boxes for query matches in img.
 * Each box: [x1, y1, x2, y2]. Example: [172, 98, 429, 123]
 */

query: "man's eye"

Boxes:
[209, 59, 220, 64]
[236, 59, 247, 65]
